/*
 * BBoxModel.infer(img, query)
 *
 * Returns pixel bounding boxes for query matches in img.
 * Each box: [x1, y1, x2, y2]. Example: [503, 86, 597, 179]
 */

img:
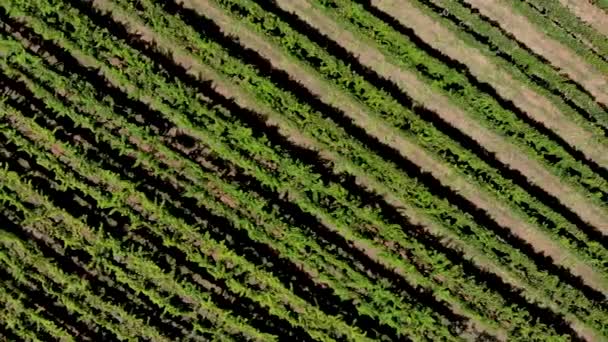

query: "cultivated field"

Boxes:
[0, 0, 607, 341]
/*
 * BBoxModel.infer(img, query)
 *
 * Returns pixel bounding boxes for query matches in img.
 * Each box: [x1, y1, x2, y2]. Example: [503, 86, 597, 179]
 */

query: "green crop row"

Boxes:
[0, 276, 63, 341]
[589, 0, 608, 11]
[0, 161, 254, 342]
[509, 0, 608, 75]
[0, 134, 260, 340]
[107, 4, 608, 332]
[0, 193, 200, 340]
[0, 16, 464, 336]
[94, 0, 608, 334]
[412, 0, 608, 132]
[206, 0, 608, 287]
[45, 0, 608, 336]
[98, 0, 601, 299]
[94, 2, 597, 338]
[0, 16, 551, 342]
[2, 0, 604, 338]
[99, 2, 548, 337]
[0, 197, 239, 342]
[310, 0, 608, 209]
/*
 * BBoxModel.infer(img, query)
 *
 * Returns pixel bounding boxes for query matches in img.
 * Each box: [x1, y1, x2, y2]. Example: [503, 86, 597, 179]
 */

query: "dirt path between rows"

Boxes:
[558, 0, 608, 37]
[463, 0, 608, 108]
[372, 0, 608, 170]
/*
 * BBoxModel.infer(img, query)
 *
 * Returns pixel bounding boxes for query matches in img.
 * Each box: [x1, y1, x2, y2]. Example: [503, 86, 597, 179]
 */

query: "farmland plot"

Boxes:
[0, 0, 607, 341]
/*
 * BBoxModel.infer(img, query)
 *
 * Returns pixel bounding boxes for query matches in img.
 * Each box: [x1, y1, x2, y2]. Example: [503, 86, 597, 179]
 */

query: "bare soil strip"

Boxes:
[275, 0, 608, 244]
[372, 0, 608, 169]
[558, 0, 608, 37]
[463, 0, 608, 108]
[186, 0, 608, 301]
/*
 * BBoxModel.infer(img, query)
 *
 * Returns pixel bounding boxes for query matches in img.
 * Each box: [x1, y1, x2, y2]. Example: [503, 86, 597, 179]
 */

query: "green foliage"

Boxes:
[0, 0, 605, 340]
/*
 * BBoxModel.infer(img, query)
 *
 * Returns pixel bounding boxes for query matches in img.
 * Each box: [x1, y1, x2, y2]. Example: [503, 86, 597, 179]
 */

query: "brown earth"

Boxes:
[372, 0, 608, 169]
[522, 0, 607, 58]
[463, 0, 608, 108]
[558, 0, 608, 37]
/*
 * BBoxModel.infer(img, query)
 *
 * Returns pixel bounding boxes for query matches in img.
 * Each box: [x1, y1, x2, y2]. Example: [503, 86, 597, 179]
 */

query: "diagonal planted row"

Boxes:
[0, 273, 71, 341]
[2, 0, 604, 340]
[315, 0, 608, 182]
[0, 6, 576, 342]
[460, 0, 608, 107]
[186, 0, 602, 292]
[0, 128, 317, 342]
[0, 117, 270, 342]
[82, 0, 608, 332]
[510, 0, 608, 72]
[0, 226, 171, 342]
[518, 0, 608, 58]
[366, 0, 608, 168]
[0, 193, 200, 341]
